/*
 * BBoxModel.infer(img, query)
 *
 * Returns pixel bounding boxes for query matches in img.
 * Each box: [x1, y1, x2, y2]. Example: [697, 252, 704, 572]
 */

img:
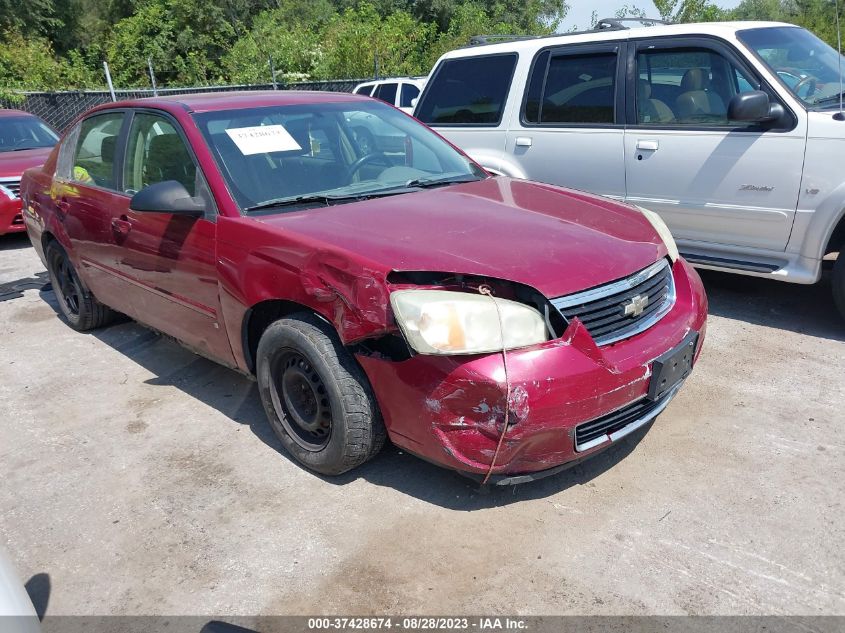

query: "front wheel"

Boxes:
[256, 313, 386, 475]
[45, 242, 115, 331]
[833, 252, 845, 320]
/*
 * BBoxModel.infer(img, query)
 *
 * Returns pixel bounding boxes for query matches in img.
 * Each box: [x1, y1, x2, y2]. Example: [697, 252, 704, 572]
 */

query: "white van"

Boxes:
[415, 18, 845, 318]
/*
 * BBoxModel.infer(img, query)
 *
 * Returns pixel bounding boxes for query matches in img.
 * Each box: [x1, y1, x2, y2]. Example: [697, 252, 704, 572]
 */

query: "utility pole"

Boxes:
[147, 57, 158, 96]
[103, 62, 116, 102]
[269, 56, 278, 90]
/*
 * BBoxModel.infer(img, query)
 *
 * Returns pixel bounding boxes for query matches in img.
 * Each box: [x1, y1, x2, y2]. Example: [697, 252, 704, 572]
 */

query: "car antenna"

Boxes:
[835, 0, 845, 120]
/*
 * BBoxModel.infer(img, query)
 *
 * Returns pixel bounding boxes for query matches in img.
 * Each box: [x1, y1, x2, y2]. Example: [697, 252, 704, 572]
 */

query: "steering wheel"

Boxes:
[792, 75, 817, 100]
[346, 152, 392, 180]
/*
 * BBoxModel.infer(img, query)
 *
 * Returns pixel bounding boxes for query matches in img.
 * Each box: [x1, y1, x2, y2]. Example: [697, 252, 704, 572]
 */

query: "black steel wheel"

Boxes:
[256, 312, 386, 475]
[45, 242, 114, 331]
[271, 350, 333, 451]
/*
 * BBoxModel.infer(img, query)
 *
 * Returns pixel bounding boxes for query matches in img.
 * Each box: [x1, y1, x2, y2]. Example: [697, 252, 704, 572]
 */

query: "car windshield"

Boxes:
[193, 100, 486, 213]
[739, 26, 845, 108]
[0, 115, 58, 152]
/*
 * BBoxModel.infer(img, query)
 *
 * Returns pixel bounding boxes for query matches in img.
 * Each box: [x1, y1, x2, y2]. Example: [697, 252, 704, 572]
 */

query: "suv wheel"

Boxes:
[45, 242, 115, 331]
[256, 313, 386, 475]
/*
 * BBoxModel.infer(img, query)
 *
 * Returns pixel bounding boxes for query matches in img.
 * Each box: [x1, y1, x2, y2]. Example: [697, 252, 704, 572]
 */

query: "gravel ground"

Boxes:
[1, 231, 843, 617]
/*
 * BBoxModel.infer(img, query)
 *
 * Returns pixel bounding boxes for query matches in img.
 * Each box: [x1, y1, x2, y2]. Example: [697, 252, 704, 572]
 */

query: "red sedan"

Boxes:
[0, 110, 58, 236]
[21, 92, 707, 483]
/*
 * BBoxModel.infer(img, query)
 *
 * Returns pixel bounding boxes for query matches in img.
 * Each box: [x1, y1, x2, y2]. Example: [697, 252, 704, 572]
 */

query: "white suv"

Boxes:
[353, 77, 426, 114]
[415, 18, 845, 318]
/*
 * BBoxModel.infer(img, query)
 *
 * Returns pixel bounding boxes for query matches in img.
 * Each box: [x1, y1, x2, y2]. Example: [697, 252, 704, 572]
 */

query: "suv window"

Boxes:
[400, 83, 420, 108]
[374, 83, 398, 105]
[72, 113, 124, 189]
[524, 50, 618, 124]
[354, 85, 374, 96]
[124, 113, 198, 196]
[636, 47, 758, 126]
[416, 54, 517, 126]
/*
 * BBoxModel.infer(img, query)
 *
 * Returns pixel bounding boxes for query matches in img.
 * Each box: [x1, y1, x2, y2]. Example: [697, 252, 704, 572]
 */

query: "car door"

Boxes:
[117, 110, 232, 364]
[623, 37, 806, 252]
[505, 43, 627, 200]
[55, 110, 134, 312]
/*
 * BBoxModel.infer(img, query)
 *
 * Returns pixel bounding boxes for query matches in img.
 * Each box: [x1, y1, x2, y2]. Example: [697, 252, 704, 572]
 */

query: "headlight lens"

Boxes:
[637, 206, 679, 263]
[390, 289, 548, 355]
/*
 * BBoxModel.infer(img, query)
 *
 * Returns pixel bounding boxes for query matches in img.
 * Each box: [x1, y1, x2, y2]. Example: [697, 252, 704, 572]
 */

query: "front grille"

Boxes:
[551, 259, 675, 346]
[0, 179, 21, 199]
[575, 388, 675, 452]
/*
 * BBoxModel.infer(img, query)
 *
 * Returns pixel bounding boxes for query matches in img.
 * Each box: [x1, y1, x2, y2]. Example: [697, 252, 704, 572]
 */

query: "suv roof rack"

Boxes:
[468, 17, 670, 47]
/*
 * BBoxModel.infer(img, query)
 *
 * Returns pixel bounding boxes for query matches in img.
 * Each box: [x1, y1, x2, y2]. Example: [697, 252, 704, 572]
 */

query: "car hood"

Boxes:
[257, 177, 665, 298]
[0, 147, 53, 179]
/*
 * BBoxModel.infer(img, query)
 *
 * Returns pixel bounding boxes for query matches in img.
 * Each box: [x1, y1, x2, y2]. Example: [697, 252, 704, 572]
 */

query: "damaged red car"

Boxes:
[21, 92, 707, 483]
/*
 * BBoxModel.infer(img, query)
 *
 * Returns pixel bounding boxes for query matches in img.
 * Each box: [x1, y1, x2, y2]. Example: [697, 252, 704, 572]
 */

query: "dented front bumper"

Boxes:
[356, 259, 708, 479]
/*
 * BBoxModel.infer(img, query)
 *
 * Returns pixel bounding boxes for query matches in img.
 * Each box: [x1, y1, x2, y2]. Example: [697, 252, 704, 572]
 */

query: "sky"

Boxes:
[560, 1, 744, 32]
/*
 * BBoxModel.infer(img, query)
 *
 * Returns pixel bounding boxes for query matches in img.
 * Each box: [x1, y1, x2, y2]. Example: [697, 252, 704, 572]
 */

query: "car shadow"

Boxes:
[24, 572, 50, 619]
[0, 233, 32, 251]
[698, 268, 844, 341]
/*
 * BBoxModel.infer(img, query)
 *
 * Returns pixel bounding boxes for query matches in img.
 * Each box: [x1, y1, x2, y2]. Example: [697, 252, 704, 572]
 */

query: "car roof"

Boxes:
[440, 21, 794, 60]
[91, 90, 371, 115]
[0, 109, 40, 119]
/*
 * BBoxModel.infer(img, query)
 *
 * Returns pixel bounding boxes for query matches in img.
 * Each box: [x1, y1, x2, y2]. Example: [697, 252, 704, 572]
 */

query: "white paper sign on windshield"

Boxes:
[225, 125, 302, 155]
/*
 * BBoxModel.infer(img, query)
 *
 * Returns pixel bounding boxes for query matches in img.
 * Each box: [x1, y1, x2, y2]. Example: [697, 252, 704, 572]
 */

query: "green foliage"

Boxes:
[0, 32, 101, 98]
[2, 0, 570, 90]
[653, 0, 727, 22]
[105, 0, 235, 86]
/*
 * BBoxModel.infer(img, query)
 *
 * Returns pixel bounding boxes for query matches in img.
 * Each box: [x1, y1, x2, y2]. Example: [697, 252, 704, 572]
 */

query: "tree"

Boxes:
[653, 0, 727, 22]
[105, 0, 235, 86]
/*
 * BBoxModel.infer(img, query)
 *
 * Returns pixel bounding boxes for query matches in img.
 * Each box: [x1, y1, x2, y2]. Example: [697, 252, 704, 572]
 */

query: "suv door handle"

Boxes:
[111, 216, 132, 236]
[636, 140, 659, 151]
[515, 136, 533, 147]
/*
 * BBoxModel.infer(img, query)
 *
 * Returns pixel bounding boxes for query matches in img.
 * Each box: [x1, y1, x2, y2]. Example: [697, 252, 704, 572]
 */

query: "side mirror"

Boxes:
[410, 97, 419, 109]
[129, 180, 204, 216]
[728, 91, 783, 124]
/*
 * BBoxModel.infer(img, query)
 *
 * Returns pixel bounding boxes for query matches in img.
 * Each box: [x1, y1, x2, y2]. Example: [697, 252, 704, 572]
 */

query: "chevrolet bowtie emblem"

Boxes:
[623, 294, 649, 318]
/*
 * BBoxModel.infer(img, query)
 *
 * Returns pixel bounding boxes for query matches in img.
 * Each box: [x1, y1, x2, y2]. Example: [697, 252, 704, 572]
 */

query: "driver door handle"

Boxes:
[636, 140, 660, 151]
[111, 216, 132, 236]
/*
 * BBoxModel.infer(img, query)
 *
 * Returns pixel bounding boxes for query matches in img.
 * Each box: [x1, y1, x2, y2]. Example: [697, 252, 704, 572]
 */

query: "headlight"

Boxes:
[390, 289, 548, 355]
[636, 205, 679, 263]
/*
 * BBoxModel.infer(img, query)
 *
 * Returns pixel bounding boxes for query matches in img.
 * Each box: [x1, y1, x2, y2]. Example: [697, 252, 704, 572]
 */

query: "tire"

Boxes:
[256, 312, 386, 475]
[833, 252, 845, 321]
[45, 242, 114, 331]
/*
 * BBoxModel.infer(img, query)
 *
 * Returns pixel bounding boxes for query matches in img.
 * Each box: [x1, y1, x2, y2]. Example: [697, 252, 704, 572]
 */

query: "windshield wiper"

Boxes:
[403, 174, 485, 189]
[243, 188, 413, 213]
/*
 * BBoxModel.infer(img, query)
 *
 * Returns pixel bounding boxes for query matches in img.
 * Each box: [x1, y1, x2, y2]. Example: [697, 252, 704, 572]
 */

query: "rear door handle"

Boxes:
[56, 198, 70, 216]
[111, 216, 132, 236]
[515, 136, 533, 147]
[636, 140, 659, 151]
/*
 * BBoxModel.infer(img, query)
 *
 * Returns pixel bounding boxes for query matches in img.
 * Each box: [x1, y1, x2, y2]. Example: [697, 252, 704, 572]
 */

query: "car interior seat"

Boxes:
[638, 80, 675, 123]
[676, 68, 726, 121]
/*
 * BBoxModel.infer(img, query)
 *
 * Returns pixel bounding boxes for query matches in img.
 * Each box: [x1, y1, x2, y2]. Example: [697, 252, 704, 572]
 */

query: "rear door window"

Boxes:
[374, 83, 398, 105]
[523, 50, 618, 125]
[72, 112, 125, 189]
[354, 85, 374, 96]
[416, 54, 518, 126]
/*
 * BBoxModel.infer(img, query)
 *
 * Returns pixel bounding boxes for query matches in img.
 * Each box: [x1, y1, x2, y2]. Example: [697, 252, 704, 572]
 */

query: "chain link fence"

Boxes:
[0, 79, 365, 132]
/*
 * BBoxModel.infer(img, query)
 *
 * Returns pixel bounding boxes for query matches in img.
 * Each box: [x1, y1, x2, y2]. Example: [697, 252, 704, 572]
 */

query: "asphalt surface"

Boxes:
[1, 231, 843, 616]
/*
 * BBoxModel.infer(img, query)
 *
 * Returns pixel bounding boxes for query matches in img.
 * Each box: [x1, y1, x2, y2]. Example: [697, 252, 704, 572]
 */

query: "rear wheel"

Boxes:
[833, 252, 845, 320]
[256, 313, 386, 475]
[45, 242, 114, 331]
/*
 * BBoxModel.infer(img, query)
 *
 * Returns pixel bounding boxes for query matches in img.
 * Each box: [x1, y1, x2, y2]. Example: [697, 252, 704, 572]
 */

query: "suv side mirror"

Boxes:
[130, 180, 204, 216]
[728, 91, 784, 124]
[411, 97, 419, 109]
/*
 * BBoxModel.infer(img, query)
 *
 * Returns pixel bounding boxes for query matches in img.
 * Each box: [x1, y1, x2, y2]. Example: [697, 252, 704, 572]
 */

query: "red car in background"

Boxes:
[20, 92, 707, 483]
[0, 110, 58, 236]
